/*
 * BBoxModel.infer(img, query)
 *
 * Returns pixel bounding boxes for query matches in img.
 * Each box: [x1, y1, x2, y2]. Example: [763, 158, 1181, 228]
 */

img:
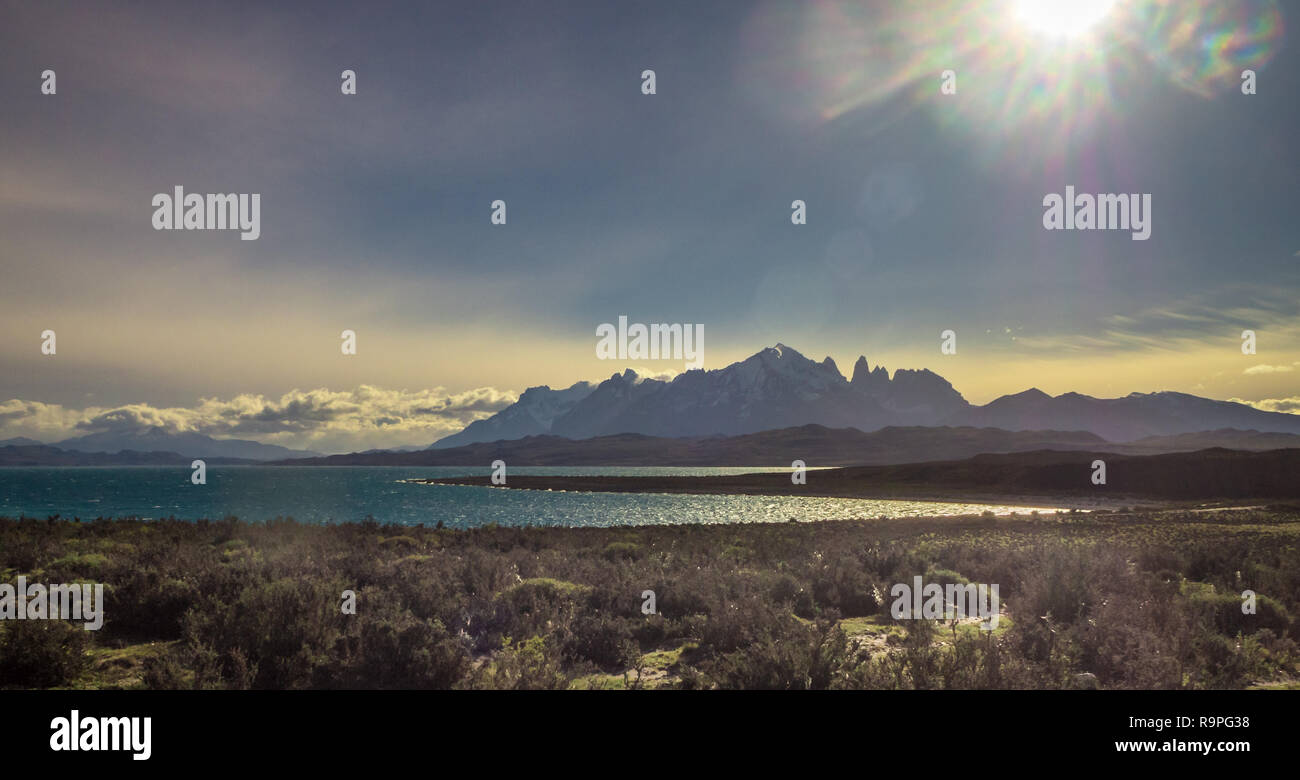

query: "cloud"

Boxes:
[0, 386, 518, 453]
[1227, 397, 1300, 414]
[0, 400, 70, 427]
[1010, 286, 1300, 355]
[626, 367, 681, 383]
[1244, 364, 1296, 375]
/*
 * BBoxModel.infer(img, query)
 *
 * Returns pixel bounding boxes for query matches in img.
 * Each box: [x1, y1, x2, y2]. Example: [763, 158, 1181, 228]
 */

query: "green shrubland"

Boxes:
[2, 508, 1298, 689]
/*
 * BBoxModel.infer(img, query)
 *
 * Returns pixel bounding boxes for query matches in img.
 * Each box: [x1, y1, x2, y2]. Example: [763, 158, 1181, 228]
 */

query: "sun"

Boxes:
[1011, 0, 1118, 38]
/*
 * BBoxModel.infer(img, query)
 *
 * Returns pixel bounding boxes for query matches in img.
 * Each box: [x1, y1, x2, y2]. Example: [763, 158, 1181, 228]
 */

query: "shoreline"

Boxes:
[409, 475, 1149, 512]
[408, 449, 1300, 508]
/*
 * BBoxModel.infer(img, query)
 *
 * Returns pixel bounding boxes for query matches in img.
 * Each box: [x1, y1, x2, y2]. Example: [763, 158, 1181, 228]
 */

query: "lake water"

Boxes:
[0, 466, 1066, 527]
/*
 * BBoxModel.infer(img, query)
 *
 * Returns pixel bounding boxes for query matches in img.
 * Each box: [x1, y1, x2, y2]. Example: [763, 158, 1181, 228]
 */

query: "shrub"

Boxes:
[0, 620, 89, 688]
[602, 542, 642, 562]
[474, 636, 568, 690]
[564, 613, 636, 670]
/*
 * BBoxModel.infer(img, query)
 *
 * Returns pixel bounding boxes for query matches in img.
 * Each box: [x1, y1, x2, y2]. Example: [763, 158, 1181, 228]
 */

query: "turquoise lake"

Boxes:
[0, 466, 1065, 527]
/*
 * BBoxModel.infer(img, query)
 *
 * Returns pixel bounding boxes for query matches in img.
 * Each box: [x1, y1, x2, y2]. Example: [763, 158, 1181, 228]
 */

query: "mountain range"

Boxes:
[946, 387, 1300, 442]
[430, 344, 1300, 447]
[0, 429, 318, 461]
[4, 344, 1297, 464]
[277, 424, 1300, 467]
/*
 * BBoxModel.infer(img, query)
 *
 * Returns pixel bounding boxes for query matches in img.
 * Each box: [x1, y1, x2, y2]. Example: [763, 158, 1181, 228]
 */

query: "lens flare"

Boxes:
[736, 0, 994, 126]
[1134, 0, 1284, 97]
[734, 0, 1287, 173]
[1012, 0, 1119, 38]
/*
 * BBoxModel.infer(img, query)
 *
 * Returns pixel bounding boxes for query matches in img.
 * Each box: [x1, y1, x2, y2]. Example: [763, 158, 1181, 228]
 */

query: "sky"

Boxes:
[1, 0, 1297, 453]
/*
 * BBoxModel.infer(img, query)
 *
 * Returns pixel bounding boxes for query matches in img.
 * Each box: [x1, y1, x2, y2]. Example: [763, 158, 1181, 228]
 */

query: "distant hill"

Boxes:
[0, 444, 254, 466]
[54, 427, 318, 460]
[1127, 428, 1300, 452]
[422, 447, 1300, 502]
[281, 424, 1105, 467]
[947, 389, 1300, 442]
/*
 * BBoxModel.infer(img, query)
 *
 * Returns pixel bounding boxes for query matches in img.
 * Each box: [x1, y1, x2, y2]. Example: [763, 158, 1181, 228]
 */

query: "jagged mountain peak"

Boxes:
[850, 356, 890, 384]
[518, 380, 594, 399]
[748, 343, 812, 365]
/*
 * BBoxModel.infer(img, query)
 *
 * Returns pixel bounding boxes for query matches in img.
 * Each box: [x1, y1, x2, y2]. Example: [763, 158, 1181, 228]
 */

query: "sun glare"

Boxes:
[1011, 0, 1118, 38]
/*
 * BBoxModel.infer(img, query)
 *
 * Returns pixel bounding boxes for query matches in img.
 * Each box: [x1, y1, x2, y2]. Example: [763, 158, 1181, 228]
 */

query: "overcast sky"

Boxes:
[1, 0, 1296, 452]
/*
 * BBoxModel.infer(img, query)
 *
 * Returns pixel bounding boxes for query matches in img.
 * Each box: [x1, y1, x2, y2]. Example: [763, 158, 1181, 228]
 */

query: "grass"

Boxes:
[75, 641, 182, 690]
